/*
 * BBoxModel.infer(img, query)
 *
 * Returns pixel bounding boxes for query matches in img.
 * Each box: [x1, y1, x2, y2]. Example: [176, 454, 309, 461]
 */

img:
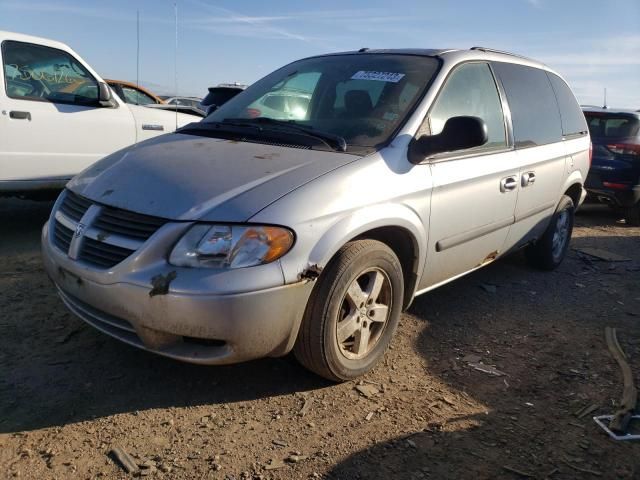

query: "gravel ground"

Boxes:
[0, 198, 639, 479]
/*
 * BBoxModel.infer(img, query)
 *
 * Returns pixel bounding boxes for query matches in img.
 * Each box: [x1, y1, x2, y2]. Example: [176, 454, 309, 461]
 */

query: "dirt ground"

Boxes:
[1, 198, 639, 480]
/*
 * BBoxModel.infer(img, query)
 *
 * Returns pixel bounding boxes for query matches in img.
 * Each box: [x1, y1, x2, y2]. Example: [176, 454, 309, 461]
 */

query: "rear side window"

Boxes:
[492, 62, 562, 148]
[202, 88, 241, 107]
[547, 73, 588, 137]
[584, 113, 640, 138]
[2, 40, 99, 106]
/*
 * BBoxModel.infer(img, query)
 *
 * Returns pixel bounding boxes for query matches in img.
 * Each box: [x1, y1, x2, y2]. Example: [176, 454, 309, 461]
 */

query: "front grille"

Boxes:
[52, 190, 168, 269]
[79, 237, 136, 268]
[94, 205, 167, 240]
[53, 220, 73, 252]
[59, 190, 91, 222]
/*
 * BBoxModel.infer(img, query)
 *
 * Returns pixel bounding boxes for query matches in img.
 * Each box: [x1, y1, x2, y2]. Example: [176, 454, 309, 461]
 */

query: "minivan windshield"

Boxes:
[204, 54, 440, 151]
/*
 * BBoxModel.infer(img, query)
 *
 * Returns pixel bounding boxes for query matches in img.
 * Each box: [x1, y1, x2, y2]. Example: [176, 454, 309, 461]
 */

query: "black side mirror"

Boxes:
[409, 116, 488, 164]
[98, 82, 117, 108]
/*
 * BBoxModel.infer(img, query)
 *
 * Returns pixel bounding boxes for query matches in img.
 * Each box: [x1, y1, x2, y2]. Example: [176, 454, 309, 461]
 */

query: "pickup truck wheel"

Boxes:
[294, 240, 404, 382]
[525, 195, 574, 270]
[623, 202, 640, 226]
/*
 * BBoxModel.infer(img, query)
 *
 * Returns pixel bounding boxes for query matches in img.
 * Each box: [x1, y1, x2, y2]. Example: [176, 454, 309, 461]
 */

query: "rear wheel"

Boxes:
[526, 195, 574, 270]
[294, 240, 403, 382]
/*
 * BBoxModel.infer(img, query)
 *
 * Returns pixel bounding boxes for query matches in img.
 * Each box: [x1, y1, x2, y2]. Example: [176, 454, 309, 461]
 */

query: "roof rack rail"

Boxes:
[470, 46, 536, 62]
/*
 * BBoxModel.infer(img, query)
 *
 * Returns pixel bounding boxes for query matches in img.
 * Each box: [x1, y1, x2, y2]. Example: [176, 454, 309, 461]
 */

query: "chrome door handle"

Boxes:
[522, 171, 536, 187]
[9, 110, 31, 120]
[500, 176, 518, 192]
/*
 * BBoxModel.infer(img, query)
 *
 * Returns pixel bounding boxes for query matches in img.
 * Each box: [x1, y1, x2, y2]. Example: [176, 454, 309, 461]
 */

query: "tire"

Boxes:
[294, 240, 404, 382]
[525, 195, 575, 270]
[623, 202, 640, 226]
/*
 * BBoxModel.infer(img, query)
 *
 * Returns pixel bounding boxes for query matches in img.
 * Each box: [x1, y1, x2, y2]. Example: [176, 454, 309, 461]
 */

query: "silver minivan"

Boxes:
[42, 48, 590, 381]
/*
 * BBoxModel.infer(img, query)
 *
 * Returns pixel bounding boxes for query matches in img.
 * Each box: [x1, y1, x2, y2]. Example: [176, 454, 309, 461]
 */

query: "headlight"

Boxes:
[169, 224, 294, 269]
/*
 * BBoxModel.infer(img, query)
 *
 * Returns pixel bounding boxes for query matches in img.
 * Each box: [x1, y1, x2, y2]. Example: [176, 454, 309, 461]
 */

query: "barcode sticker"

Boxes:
[351, 71, 405, 83]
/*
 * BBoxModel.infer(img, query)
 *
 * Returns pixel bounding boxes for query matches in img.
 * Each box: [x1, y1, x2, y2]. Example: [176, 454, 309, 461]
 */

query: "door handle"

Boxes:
[9, 111, 31, 120]
[521, 171, 536, 187]
[500, 176, 518, 192]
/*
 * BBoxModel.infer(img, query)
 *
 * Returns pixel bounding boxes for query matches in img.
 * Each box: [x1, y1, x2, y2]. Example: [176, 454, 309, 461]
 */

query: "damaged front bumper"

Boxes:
[41, 220, 313, 365]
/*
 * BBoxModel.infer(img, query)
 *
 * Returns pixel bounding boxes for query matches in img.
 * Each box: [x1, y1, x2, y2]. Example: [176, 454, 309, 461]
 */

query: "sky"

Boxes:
[1, 0, 638, 107]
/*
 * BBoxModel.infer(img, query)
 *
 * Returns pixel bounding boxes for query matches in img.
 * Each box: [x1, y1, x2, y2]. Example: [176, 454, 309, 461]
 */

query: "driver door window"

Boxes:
[2, 40, 99, 106]
[426, 62, 507, 152]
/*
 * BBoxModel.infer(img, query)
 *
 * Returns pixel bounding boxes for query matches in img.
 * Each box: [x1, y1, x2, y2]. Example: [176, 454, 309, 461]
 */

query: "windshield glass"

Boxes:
[205, 54, 439, 150]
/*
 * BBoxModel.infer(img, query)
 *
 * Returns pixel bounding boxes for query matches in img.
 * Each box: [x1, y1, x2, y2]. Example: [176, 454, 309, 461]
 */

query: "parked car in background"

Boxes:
[106, 79, 164, 105]
[0, 31, 194, 198]
[42, 47, 589, 381]
[150, 95, 205, 117]
[583, 107, 640, 225]
[160, 95, 202, 109]
[200, 83, 247, 115]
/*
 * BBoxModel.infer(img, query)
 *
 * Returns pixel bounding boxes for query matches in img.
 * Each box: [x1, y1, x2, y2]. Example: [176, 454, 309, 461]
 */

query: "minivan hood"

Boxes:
[67, 133, 359, 221]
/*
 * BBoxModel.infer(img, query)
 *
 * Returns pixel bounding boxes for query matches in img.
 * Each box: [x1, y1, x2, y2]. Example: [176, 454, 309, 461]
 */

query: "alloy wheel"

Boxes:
[336, 268, 392, 360]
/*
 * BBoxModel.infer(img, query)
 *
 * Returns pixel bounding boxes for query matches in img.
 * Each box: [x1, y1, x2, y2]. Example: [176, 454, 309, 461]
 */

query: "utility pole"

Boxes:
[136, 9, 140, 89]
[174, 2, 178, 129]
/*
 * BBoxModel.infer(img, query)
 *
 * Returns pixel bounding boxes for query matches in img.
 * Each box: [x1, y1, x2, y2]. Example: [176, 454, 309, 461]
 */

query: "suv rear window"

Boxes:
[547, 73, 588, 137]
[492, 62, 562, 148]
[202, 88, 243, 107]
[584, 113, 640, 138]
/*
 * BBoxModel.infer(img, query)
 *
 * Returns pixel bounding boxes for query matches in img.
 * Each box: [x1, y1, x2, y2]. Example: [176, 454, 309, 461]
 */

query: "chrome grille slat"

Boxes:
[93, 205, 167, 241]
[59, 190, 92, 222]
[53, 220, 73, 252]
[79, 237, 134, 267]
[92, 219, 156, 239]
[52, 190, 166, 269]
[99, 208, 166, 227]
[81, 244, 129, 262]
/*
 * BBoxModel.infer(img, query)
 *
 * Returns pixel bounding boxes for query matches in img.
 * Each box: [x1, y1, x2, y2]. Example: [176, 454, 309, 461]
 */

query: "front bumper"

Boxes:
[42, 221, 313, 365]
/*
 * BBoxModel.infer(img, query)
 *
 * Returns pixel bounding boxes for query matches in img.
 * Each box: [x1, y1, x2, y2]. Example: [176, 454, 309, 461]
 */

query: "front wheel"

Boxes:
[294, 240, 404, 382]
[525, 195, 575, 270]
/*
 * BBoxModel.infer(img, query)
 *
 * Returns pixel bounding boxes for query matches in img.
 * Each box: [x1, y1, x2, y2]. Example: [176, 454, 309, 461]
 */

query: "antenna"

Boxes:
[136, 10, 140, 89]
[174, 2, 178, 129]
[603, 87, 607, 109]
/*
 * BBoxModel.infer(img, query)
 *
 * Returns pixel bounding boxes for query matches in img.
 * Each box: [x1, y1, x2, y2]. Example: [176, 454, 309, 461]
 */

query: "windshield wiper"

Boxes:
[222, 117, 347, 152]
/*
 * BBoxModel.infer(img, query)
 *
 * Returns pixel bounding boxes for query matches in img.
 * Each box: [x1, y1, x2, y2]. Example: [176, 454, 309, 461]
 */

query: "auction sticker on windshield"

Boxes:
[351, 71, 405, 83]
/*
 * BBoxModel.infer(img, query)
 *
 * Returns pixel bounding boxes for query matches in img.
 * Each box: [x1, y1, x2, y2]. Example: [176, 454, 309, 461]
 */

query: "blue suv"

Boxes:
[584, 107, 640, 225]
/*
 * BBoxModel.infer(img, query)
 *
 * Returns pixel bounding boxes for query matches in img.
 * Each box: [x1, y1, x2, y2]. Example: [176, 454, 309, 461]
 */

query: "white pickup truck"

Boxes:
[0, 31, 193, 197]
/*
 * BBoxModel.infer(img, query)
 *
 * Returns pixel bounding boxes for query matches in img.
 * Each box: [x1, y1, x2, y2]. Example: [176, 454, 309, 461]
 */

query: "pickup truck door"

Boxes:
[0, 39, 135, 184]
[417, 62, 519, 290]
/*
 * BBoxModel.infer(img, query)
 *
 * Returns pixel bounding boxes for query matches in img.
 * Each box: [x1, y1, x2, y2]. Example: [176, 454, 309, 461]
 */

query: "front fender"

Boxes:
[308, 203, 426, 270]
[275, 203, 428, 304]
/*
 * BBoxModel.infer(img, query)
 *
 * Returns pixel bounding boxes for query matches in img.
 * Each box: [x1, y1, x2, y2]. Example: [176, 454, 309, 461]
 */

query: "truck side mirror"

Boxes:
[98, 82, 117, 108]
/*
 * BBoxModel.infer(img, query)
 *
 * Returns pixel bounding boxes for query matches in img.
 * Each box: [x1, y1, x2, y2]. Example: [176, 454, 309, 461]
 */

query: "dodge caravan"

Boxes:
[42, 48, 590, 381]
